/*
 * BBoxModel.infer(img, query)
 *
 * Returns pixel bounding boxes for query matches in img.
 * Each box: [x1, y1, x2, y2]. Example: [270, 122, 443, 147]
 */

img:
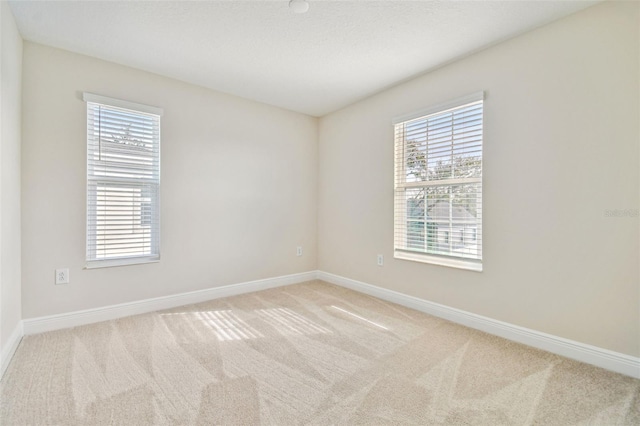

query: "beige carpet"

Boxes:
[1, 280, 638, 425]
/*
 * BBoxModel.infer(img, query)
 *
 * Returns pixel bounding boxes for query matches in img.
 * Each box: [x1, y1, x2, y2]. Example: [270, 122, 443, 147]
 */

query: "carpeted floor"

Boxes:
[1, 280, 638, 425]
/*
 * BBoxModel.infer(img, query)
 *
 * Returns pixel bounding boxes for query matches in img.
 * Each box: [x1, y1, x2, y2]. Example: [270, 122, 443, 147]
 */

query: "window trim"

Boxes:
[84, 93, 163, 269]
[395, 250, 483, 272]
[393, 91, 484, 272]
[85, 256, 160, 270]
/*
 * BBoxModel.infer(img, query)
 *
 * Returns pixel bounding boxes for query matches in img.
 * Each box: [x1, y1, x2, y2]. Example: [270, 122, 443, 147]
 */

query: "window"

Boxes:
[393, 92, 483, 271]
[84, 93, 162, 268]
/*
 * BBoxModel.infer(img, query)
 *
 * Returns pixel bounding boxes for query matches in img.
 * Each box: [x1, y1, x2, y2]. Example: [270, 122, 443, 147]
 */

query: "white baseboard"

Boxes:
[318, 271, 640, 379]
[16, 268, 640, 379]
[0, 321, 24, 380]
[23, 271, 317, 335]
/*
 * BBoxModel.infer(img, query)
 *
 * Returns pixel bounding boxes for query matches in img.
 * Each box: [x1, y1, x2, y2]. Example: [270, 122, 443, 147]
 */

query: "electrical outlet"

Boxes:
[377, 254, 384, 266]
[296, 246, 303, 256]
[55, 268, 69, 285]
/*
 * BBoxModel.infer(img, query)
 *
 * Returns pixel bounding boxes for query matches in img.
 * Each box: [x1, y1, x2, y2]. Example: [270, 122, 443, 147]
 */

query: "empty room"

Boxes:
[0, 0, 638, 424]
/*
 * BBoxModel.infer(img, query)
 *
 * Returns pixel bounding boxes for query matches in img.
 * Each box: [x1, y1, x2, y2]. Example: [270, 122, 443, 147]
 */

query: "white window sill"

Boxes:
[85, 256, 160, 269]
[394, 250, 482, 272]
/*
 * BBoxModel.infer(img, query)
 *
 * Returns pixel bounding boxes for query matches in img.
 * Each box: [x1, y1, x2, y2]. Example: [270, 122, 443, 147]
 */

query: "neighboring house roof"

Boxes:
[427, 201, 476, 223]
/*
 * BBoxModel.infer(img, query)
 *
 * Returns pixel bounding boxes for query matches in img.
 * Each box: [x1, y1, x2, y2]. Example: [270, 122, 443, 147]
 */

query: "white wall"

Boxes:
[21, 43, 318, 318]
[318, 1, 639, 357]
[1, 1, 23, 352]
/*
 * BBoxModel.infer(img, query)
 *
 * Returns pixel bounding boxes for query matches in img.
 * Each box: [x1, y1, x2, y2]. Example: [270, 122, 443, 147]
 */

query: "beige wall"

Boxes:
[1, 1, 23, 351]
[21, 43, 318, 318]
[318, 1, 640, 356]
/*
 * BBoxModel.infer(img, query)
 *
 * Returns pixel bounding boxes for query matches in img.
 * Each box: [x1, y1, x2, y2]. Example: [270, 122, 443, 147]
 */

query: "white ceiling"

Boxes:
[9, 0, 599, 117]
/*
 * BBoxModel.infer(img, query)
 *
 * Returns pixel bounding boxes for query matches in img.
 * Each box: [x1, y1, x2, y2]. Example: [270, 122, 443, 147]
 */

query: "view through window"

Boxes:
[85, 93, 162, 267]
[393, 93, 483, 270]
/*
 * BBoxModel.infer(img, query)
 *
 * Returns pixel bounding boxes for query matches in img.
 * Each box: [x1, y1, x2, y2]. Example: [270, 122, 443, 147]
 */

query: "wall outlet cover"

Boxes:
[55, 268, 69, 285]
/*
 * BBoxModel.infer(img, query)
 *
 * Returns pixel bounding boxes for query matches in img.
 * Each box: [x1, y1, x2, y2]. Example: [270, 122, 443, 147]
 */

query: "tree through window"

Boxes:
[393, 93, 483, 271]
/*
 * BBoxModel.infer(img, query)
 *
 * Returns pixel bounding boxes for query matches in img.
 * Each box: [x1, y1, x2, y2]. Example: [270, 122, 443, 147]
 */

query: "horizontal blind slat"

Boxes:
[87, 99, 161, 263]
[394, 98, 483, 263]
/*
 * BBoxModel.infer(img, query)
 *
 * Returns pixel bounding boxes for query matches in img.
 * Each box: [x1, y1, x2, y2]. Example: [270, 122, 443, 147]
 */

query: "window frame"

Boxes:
[393, 92, 484, 272]
[84, 93, 163, 269]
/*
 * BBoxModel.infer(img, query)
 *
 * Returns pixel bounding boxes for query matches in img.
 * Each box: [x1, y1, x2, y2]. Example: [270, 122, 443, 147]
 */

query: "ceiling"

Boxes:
[9, 0, 599, 117]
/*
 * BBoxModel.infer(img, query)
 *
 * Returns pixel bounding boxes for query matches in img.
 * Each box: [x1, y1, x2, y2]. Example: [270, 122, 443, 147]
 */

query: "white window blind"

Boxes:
[84, 93, 162, 268]
[393, 93, 483, 271]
